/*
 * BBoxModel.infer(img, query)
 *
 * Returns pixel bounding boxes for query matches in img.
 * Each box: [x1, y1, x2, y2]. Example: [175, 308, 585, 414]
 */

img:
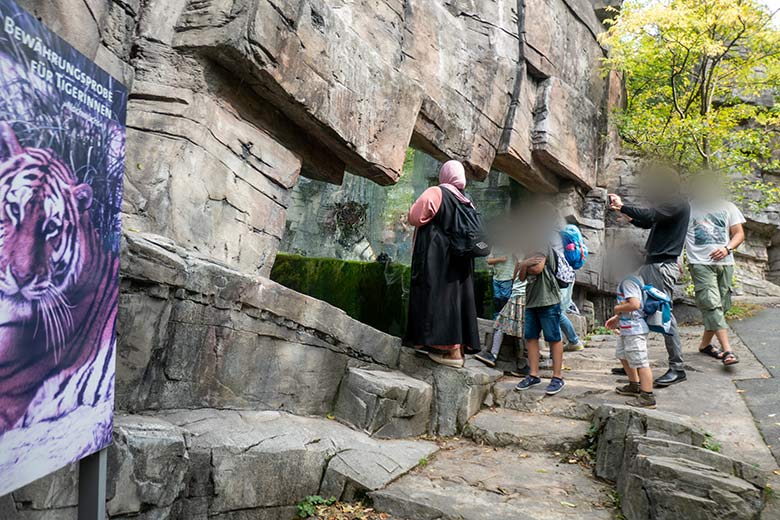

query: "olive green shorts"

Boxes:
[689, 263, 734, 331]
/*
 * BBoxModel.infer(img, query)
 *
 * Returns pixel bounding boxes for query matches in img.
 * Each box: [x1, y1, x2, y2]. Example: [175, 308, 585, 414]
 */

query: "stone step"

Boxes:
[369, 442, 613, 520]
[6, 411, 438, 520]
[492, 377, 625, 421]
[334, 367, 433, 439]
[463, 408, 590, 452]
[398, 349, 503, 436]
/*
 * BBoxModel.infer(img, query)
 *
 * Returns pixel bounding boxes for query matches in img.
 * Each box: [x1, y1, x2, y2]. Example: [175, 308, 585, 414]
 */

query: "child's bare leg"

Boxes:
[621, 359, 639, 383]
[550, 341, 564, 379]
[526, 339, 540, 377]
[637, 367, 654, 393]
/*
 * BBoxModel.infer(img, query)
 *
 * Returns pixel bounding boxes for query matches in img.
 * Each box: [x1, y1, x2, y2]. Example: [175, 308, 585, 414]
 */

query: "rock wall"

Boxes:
[15, 0, 613, 273]
[0, 0, 673, 518]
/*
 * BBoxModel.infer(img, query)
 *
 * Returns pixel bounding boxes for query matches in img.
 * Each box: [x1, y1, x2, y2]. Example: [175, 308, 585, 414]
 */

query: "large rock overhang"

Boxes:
[170, 0, 610, 193]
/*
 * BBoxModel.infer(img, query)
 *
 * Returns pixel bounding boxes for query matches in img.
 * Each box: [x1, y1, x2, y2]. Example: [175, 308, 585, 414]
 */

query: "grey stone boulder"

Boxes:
[8, 464, 78, 511]
[118, 232, 404, 416]
[399, 349, 502, 436]
[592, 405, 768, 520]
[592, 404, 706, 482]
[334, 368, 433, 438]
[621, 455, 764, 520]
[106, 415, 189, 518]
[622, 436, 767, 490]
[158, 408, 438, 511]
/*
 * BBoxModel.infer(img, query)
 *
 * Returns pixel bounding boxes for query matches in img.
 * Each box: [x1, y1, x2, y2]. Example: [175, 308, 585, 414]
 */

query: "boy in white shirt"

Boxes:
[606, 254, 655, 409]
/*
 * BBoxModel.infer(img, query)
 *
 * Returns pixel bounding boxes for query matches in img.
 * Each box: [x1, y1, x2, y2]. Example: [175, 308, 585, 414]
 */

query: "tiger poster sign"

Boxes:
[0, 0, 126, 495]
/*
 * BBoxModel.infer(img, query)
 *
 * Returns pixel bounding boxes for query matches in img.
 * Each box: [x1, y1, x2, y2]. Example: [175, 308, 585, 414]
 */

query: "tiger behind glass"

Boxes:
[0, 121, 119, 435]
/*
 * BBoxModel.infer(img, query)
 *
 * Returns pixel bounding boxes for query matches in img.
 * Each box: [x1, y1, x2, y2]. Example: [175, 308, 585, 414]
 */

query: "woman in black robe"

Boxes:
[406, 160, 481, 368]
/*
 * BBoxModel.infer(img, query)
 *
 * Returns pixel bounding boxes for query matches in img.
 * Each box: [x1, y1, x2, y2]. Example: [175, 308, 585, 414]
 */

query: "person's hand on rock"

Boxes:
[608, 194, 623, 211]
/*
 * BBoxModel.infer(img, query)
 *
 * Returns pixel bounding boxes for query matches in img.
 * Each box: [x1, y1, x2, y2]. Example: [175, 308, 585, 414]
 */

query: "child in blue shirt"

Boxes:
[606, 271, 656, 409]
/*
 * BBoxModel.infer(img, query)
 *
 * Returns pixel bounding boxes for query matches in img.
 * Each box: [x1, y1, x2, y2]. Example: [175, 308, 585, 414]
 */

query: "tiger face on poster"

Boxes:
[0, 0, 126, 495]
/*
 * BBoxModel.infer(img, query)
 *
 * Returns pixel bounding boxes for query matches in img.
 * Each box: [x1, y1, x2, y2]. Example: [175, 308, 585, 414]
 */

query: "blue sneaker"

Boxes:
[546, 377, 566, 395]
[515, 375, 541, 391]
[475, 351, 497, 367]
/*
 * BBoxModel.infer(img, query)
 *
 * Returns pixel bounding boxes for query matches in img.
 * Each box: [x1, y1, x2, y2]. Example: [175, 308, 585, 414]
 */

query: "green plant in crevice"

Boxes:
[725, 302, 762, 321]
[608, 490, 626, 519]
[296, 496, 337, 518]
[703, 433, 722, 453]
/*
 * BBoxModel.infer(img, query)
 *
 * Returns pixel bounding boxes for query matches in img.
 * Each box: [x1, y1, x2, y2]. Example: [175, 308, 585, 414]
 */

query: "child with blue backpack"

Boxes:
[558, 225, 587, 352]
[605, 256, 658, 409]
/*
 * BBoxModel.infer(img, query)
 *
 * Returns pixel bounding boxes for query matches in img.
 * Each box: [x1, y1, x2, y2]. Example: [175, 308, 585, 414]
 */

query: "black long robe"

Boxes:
[405, 188, 481, 353]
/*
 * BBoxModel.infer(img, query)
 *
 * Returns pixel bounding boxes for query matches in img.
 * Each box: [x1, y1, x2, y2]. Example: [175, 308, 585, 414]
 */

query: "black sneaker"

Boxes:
[611, 367, 627, 375]
[654, 369, 687, 387]
[475, 351, 497, 367]
[509, 366, 530, 377]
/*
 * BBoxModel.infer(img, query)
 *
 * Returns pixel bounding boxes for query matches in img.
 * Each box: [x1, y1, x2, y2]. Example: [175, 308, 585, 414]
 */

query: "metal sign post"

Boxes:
[78, 449, 107, 520]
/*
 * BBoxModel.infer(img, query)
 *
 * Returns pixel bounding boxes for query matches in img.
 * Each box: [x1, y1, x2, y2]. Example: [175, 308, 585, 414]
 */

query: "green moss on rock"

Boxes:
[270, 254, 493, 337]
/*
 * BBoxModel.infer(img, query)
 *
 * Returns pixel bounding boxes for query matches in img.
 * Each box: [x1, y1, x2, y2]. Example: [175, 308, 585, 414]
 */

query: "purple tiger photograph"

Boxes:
[0, 0, 127, 496]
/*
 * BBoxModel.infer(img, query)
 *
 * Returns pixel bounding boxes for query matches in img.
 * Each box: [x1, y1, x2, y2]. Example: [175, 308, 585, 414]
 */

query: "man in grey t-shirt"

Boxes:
[686, 174, 746, 366]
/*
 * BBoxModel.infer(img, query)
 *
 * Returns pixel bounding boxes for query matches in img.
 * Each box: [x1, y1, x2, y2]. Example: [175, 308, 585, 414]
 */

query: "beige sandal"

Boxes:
[428, 352, 465, 368]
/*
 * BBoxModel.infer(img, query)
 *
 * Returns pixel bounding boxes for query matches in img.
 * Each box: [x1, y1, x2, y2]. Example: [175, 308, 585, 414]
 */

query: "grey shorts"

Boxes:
[616, 334, 649, 369]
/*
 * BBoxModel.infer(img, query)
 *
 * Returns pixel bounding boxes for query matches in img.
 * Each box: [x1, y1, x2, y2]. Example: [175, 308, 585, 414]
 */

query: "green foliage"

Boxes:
[725, 301, 762, 321]
[608, 489, 627, 519]
[418, 456, 429, 468]
[297, 496, 336, 518]
[383, 148, 418, 228]
[680, 255, 696, 298]
[600, 0, 780, 202]
[592, 325, 617, 336]
[703, 432, 723, 453]
[765, 485, 777, 502]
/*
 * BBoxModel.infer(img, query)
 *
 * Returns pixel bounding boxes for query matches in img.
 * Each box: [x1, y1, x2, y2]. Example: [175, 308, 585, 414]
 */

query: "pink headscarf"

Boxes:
[439, 160, 474, 207]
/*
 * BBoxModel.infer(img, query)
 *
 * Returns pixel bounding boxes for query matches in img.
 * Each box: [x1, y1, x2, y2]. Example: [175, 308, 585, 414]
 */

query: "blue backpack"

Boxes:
[560, 225, 588, 270]
[625, 276, 673, 335]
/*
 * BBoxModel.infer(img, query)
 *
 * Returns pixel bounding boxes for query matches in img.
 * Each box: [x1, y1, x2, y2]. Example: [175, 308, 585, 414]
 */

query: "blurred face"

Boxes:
[605, 245, 644, 281]
[639, 165, 681, 204]
[688, 172, 726, 203]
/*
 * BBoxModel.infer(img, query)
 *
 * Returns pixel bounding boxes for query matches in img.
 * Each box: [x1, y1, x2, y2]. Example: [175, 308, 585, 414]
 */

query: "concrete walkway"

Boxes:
[730, 306, 780, 465]
[371, 319, 780, 519]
